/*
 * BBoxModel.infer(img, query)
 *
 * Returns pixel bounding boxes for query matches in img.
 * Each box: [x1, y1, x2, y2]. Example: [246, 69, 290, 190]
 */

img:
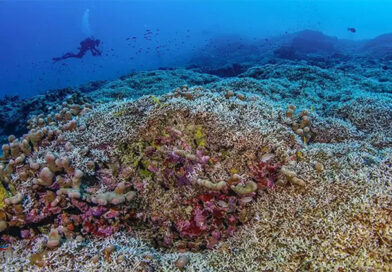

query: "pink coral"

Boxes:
[248, 160, 280, 188]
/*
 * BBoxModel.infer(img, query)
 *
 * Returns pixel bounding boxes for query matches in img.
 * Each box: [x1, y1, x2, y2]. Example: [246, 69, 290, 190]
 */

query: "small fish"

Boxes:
[347, 27, 356, 33]
[0, 240, 9, 251]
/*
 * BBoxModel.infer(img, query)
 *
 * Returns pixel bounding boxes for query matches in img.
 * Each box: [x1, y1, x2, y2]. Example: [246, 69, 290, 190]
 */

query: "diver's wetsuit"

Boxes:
[53, 38, 102, 62]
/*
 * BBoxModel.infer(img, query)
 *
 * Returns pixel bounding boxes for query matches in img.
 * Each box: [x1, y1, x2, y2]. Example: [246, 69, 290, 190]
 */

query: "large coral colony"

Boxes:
[1, 87, 301, 253]
[0, 63, 392, 270]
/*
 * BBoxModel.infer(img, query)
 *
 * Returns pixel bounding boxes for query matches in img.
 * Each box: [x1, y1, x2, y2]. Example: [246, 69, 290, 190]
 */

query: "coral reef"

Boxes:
[0, 86, 298, 252]
[0, 53, 392, 271]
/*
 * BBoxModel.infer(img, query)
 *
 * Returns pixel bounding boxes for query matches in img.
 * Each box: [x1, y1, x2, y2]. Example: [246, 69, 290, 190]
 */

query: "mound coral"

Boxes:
[285, 104, 312, 144]
[115, 115, 283, 249]
[0, 79, 389, 272]
[0, 86, 301, 257]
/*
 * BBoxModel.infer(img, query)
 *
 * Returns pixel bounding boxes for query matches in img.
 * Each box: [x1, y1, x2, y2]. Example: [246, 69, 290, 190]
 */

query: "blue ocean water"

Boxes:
[1, 0, 392, 98]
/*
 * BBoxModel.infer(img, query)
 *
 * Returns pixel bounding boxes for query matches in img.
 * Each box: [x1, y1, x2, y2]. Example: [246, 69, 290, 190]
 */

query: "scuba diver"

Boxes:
[52, 37, 102, 62]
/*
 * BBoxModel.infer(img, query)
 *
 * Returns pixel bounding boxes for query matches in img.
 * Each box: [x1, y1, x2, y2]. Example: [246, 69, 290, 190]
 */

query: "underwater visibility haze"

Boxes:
[0, 0, 392, 271]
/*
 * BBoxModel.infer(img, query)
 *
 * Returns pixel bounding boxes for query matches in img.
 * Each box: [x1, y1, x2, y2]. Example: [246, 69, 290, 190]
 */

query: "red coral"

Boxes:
[169, 192, 242, 249]
[82, 220, 116, 237]
[194, 206, 208, 230]
[97, 169, 117, 190]
[248, 160, 280, 188]
[177, 221, 202, 238]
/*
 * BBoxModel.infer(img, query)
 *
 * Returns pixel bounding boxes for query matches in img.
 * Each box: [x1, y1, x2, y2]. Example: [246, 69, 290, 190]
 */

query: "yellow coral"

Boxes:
[296, 150, 303, 160]
[113, 106, 127, 117]
[0, 183, 7, 209]
[150, 95, 161, 105]
[150, 95, 168, 107]
[119, 141, 145, 166]
[194, 125, 206, 147]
